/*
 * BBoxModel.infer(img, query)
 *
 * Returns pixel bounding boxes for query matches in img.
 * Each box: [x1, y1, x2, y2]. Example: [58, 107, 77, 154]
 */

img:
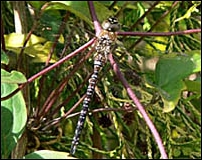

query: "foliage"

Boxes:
[1, 57, 27, 158]
[1, 1, 201, 159]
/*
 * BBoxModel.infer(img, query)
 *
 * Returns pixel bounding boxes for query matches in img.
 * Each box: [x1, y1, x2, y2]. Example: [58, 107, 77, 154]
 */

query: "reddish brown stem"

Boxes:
[108, 53, 168, 159]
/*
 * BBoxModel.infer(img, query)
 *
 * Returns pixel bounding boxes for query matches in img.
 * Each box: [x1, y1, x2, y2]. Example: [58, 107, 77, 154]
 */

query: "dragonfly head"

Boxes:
[102, 16, 121, 32]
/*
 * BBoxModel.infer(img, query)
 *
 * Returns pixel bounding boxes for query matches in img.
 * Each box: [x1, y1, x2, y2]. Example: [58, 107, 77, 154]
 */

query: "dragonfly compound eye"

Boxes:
[102, 16, 121, 32]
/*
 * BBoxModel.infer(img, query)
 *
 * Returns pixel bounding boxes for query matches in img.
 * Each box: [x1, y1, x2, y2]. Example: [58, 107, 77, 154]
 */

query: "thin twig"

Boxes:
[1, 38, 96, 101]
[108, 53, 168, 159]
[88, 1, 102, 36]
[117, 29, 201, 37]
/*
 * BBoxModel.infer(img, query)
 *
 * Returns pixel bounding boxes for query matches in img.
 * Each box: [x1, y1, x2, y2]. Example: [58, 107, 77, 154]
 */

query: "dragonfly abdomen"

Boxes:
[70, 58, 103, 155]
[70, 17, 120, 155]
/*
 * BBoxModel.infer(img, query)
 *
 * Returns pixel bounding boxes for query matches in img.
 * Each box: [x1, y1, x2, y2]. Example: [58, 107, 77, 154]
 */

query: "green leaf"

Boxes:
[1, 50, 9, 65]
[93, 2, 115, 22]
[161, 81, 185, 112]
[1, 69, 27, 84]
[174, 2, 200, 22]
[185, 50, 201, 72]
[23, 41, 59, 63]
[45, 1, 114, 25]
[46, 1, 92, 25]
[1, 82, 27, 158]
[28, 1, 47, 10]
[184, 78, 201, 93]
[38, 9, 63, 42]
[4, 33, 58, 63]
[155, 55, 194, 87]
[4, 33, 46, 48]
[155, 54, 195, 112]
[23, 150, 76, 159]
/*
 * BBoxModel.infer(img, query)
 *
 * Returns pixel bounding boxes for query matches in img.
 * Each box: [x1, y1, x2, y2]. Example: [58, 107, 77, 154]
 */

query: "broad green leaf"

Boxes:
[46, 1, 114, 25]
[23, 42, 59, 63]
[46, 1, 92, 25]
[23, 150, 76, 159]
[160, 80, 185, 112]
[184, 79, 201, 93]
[4, 33, 58, 63]
[1, 50, 9, 65]
[38, 9, 63, 42]
[155, 55, 195, 112]
[28, 1, 47, 10]
[1, 69, 27, 84]
[156, 55, 194, 87]
[185, 50, 201, 72]
[4, 33, 46, 48]
[1, 106, 14, 158]
[1, 82, 27, 158]
[93, 2, 115, 22]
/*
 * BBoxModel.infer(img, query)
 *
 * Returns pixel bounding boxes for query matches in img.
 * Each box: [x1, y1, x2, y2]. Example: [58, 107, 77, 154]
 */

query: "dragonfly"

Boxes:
[70, 17, 121, 155]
